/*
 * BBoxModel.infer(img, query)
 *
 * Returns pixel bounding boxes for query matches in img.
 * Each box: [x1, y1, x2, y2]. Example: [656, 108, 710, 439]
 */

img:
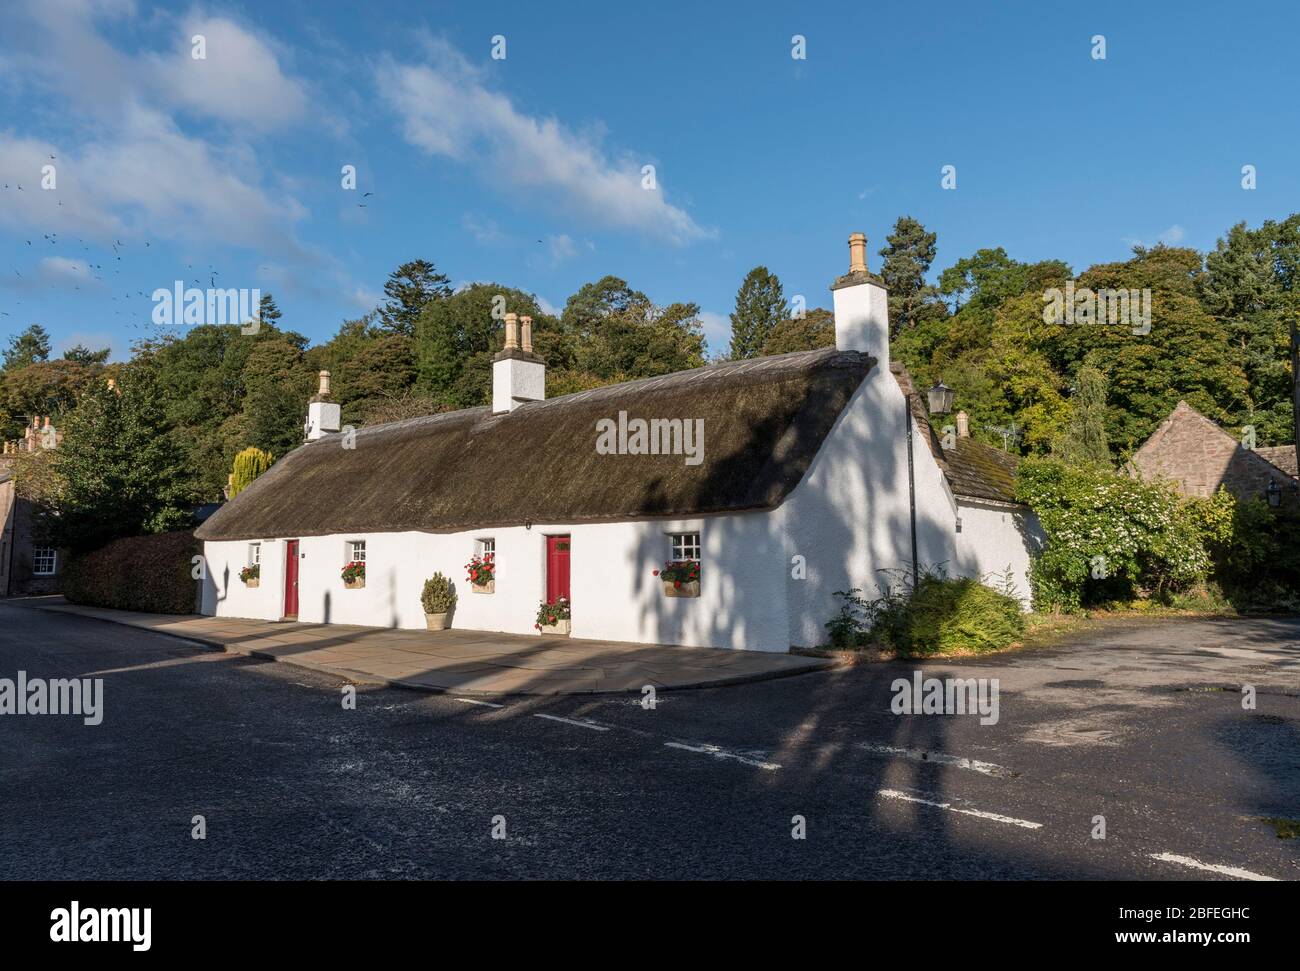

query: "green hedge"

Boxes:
[61, 530, 200, 614]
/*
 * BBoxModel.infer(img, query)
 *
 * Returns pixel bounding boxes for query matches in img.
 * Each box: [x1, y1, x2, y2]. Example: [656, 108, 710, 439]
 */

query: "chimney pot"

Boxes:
[848, 232, 868, 274]
[520, 315, 534, 354]
[318, 370, 331, 398]
[956, 411, 970, 438]
[503, 312, 520, 350]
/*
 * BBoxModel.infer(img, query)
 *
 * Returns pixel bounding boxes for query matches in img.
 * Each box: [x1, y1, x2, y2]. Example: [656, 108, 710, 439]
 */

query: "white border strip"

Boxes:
[878, 789, 1042, 829]
[664, 741, 781, 771]
[455, 698, 504, 708]
[860, 743, 1014, 778]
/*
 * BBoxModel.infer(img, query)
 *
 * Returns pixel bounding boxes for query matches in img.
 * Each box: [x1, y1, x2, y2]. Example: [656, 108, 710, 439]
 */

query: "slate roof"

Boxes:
[1255, 445, 1298, 478]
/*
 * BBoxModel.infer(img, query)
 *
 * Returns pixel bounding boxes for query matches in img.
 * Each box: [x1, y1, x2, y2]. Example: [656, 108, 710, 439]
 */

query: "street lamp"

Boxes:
[1266, 480, 1282, 508]
[927, 380, 955, 416]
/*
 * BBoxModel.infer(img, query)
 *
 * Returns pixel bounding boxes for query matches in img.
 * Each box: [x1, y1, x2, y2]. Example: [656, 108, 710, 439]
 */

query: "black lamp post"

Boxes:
[905, 380, 956, 594]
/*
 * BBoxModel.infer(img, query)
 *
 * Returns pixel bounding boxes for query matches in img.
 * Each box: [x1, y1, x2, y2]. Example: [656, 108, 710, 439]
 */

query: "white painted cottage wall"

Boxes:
[777, 367, 962, 648]
[201, 511, 794, 652]
[954, 499, 1043, 608]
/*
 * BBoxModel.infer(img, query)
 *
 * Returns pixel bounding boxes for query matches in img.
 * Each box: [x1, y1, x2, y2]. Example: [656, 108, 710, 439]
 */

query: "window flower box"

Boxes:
[654, 560, 700, 598]
[534, 597, 571, 636]
[239, 564, 260, 588]
[342, 560, 366, 589]
[466, 553, 495, 593]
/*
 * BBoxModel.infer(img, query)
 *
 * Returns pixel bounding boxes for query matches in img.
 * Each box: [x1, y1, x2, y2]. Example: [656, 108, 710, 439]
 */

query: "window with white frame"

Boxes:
[32, 546, 57, 576]
[248, 542, 261, 566]
[670, 532, 700, 562]
[347, 539, 366, 563]
[476, 537, 495, 558]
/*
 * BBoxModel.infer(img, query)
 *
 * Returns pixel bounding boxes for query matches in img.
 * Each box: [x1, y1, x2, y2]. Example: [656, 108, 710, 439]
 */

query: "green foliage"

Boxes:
[379, 259, 452, 337]
[230, 446, 273, 497]
[760, 307, 835, 355]
[421, 572, 457, 614]
[1015, 459, 1211, 611]
[2, 323, 51, 371]
[878, 216, 942, 334]
[62, 344, 111, 365]
[61, 530, 200, 614]
[1204, 497, 1300, 610]
[728, 266, 786, 359]
[534, 597, 571, 629]
[1052, 365, 1111, 467]
[43, 361, 195, 553]
[825, 569, 1025, 655]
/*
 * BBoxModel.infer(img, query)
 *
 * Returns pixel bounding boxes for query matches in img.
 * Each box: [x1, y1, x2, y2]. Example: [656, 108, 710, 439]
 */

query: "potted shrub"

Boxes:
[654, 560, 700, 598]
[534, 597, 571, 636]
[466, 553, 495, 593]
[239, 563, 260, 588]
[341, 560, 366, 589]
[421, 572, 456, 630]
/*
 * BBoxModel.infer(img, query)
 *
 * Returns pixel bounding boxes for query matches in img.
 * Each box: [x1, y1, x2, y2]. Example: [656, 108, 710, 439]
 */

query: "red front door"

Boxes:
[545, 535, 570, 603]
[284, 539, 300, 619]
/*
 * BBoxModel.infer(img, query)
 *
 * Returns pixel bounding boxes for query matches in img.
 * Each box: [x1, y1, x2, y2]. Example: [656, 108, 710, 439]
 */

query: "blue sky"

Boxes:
[1, 0, 1297, 361]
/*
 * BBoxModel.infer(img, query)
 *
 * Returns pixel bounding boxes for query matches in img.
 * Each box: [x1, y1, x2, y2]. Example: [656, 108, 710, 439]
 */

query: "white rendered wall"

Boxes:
[202, 511, 793, 652]
[831, 281, 891, 369]
[777, 366, 960, 648]
[492, 357, 545, 413]
[954, 499, 1043, 609]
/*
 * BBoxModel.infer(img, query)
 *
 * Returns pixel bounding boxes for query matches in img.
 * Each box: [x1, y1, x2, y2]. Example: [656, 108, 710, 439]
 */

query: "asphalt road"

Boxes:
[2, 603, 1298, 880]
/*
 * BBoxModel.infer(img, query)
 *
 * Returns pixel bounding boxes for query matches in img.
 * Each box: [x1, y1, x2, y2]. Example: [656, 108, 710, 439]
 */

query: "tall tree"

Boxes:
[727, 266, 785, 359]
[878, 216, 940, 333]
[3, 324, 51, 371]
[257, 293, 282, 328]
[43, 362, 194, 552]
[61, 344, 112, 365]
[378, 260, 452, 336]
[1053, 365, 1111, 467]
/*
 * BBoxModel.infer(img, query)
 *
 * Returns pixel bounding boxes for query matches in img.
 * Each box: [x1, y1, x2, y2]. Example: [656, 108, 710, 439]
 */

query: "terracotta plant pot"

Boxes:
[472, 579, 495, 594]
[425, 612, 449, 631]
[244, 578, 260, 588]
[344, 578, 365, 590]
[663, 579, 700, 598]
[539, 619, 571, 636]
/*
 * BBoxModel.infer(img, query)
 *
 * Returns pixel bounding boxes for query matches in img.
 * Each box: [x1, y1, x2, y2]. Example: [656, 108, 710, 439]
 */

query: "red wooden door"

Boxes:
[545, 535, 570, 603]
[284, 540, 299, 619]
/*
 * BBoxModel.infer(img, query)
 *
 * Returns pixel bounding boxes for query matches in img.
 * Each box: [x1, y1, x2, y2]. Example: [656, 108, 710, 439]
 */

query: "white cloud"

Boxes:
[1158, 224, 1186, 245]
[377, 42, 713, 245]
[697, 310, 730, 357]
[151, 15, 308, 129]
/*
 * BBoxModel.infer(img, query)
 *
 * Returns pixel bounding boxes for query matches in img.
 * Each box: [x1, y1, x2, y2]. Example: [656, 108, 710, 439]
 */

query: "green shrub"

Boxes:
[230, 446, 273, 498]
[825, 568, 1025, 655]
[903, 575, 1027, 654]
[421, 573, 456, 614]
[1015, 458, 1211, 611]
[61, 530, 200, 614]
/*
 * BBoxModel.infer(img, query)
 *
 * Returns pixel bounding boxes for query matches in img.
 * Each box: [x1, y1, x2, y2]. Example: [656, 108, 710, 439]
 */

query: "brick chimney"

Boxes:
[492, 313, 545, 414]
[830, 232, 890, 368]
[304, 370, 341, 441]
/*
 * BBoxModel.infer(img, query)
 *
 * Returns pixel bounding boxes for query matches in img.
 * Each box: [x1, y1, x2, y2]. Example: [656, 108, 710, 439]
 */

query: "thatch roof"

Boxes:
[197, 348, 876, 540]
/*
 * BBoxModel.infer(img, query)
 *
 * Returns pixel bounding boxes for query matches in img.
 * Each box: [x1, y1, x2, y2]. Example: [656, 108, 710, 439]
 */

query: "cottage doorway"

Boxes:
[545, 535, 570, 604]
[283, 539, 300, 620]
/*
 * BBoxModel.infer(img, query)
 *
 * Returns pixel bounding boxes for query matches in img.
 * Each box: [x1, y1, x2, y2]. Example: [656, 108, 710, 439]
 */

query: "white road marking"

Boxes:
[455, 698, 504, 708]
[860, 743, 1016, 778]
[1148, 853, 1278, 882]
[664, 741, 781, 771]
[534, 713, 609, 731]
[877, 789, 1043, 830]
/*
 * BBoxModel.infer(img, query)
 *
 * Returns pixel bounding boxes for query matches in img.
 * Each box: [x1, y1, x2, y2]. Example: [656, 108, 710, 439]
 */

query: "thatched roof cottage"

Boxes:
[196, 235, 1042, 651]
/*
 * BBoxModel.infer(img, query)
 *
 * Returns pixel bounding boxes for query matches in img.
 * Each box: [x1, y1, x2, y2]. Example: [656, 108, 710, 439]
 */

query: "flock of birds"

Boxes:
[2, 172, 383, 333]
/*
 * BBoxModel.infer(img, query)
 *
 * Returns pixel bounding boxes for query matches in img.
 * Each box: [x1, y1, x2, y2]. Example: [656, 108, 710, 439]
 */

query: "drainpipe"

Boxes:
[906, 395, 918, 592]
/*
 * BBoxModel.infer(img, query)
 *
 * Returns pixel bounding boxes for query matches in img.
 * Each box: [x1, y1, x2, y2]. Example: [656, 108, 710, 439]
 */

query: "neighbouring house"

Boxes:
[1130, 400, 1298, 504]
[0, 416, 64, 596]
[195, 235, 1043, 651]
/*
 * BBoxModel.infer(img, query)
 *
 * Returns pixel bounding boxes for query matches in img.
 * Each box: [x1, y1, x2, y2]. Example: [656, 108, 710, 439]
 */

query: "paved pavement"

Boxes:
[2, 603, 1298, 879]
[21, 598, 832, 694]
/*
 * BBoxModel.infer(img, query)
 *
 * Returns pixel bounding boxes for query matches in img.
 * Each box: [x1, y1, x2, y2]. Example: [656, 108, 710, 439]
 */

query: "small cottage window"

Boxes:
[348, 539, 366, 563]
[476, 537, 495, 557]
[670, 532, 700, 562]
[32, 547, 57, 576]
[249, 542, 261, 566]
